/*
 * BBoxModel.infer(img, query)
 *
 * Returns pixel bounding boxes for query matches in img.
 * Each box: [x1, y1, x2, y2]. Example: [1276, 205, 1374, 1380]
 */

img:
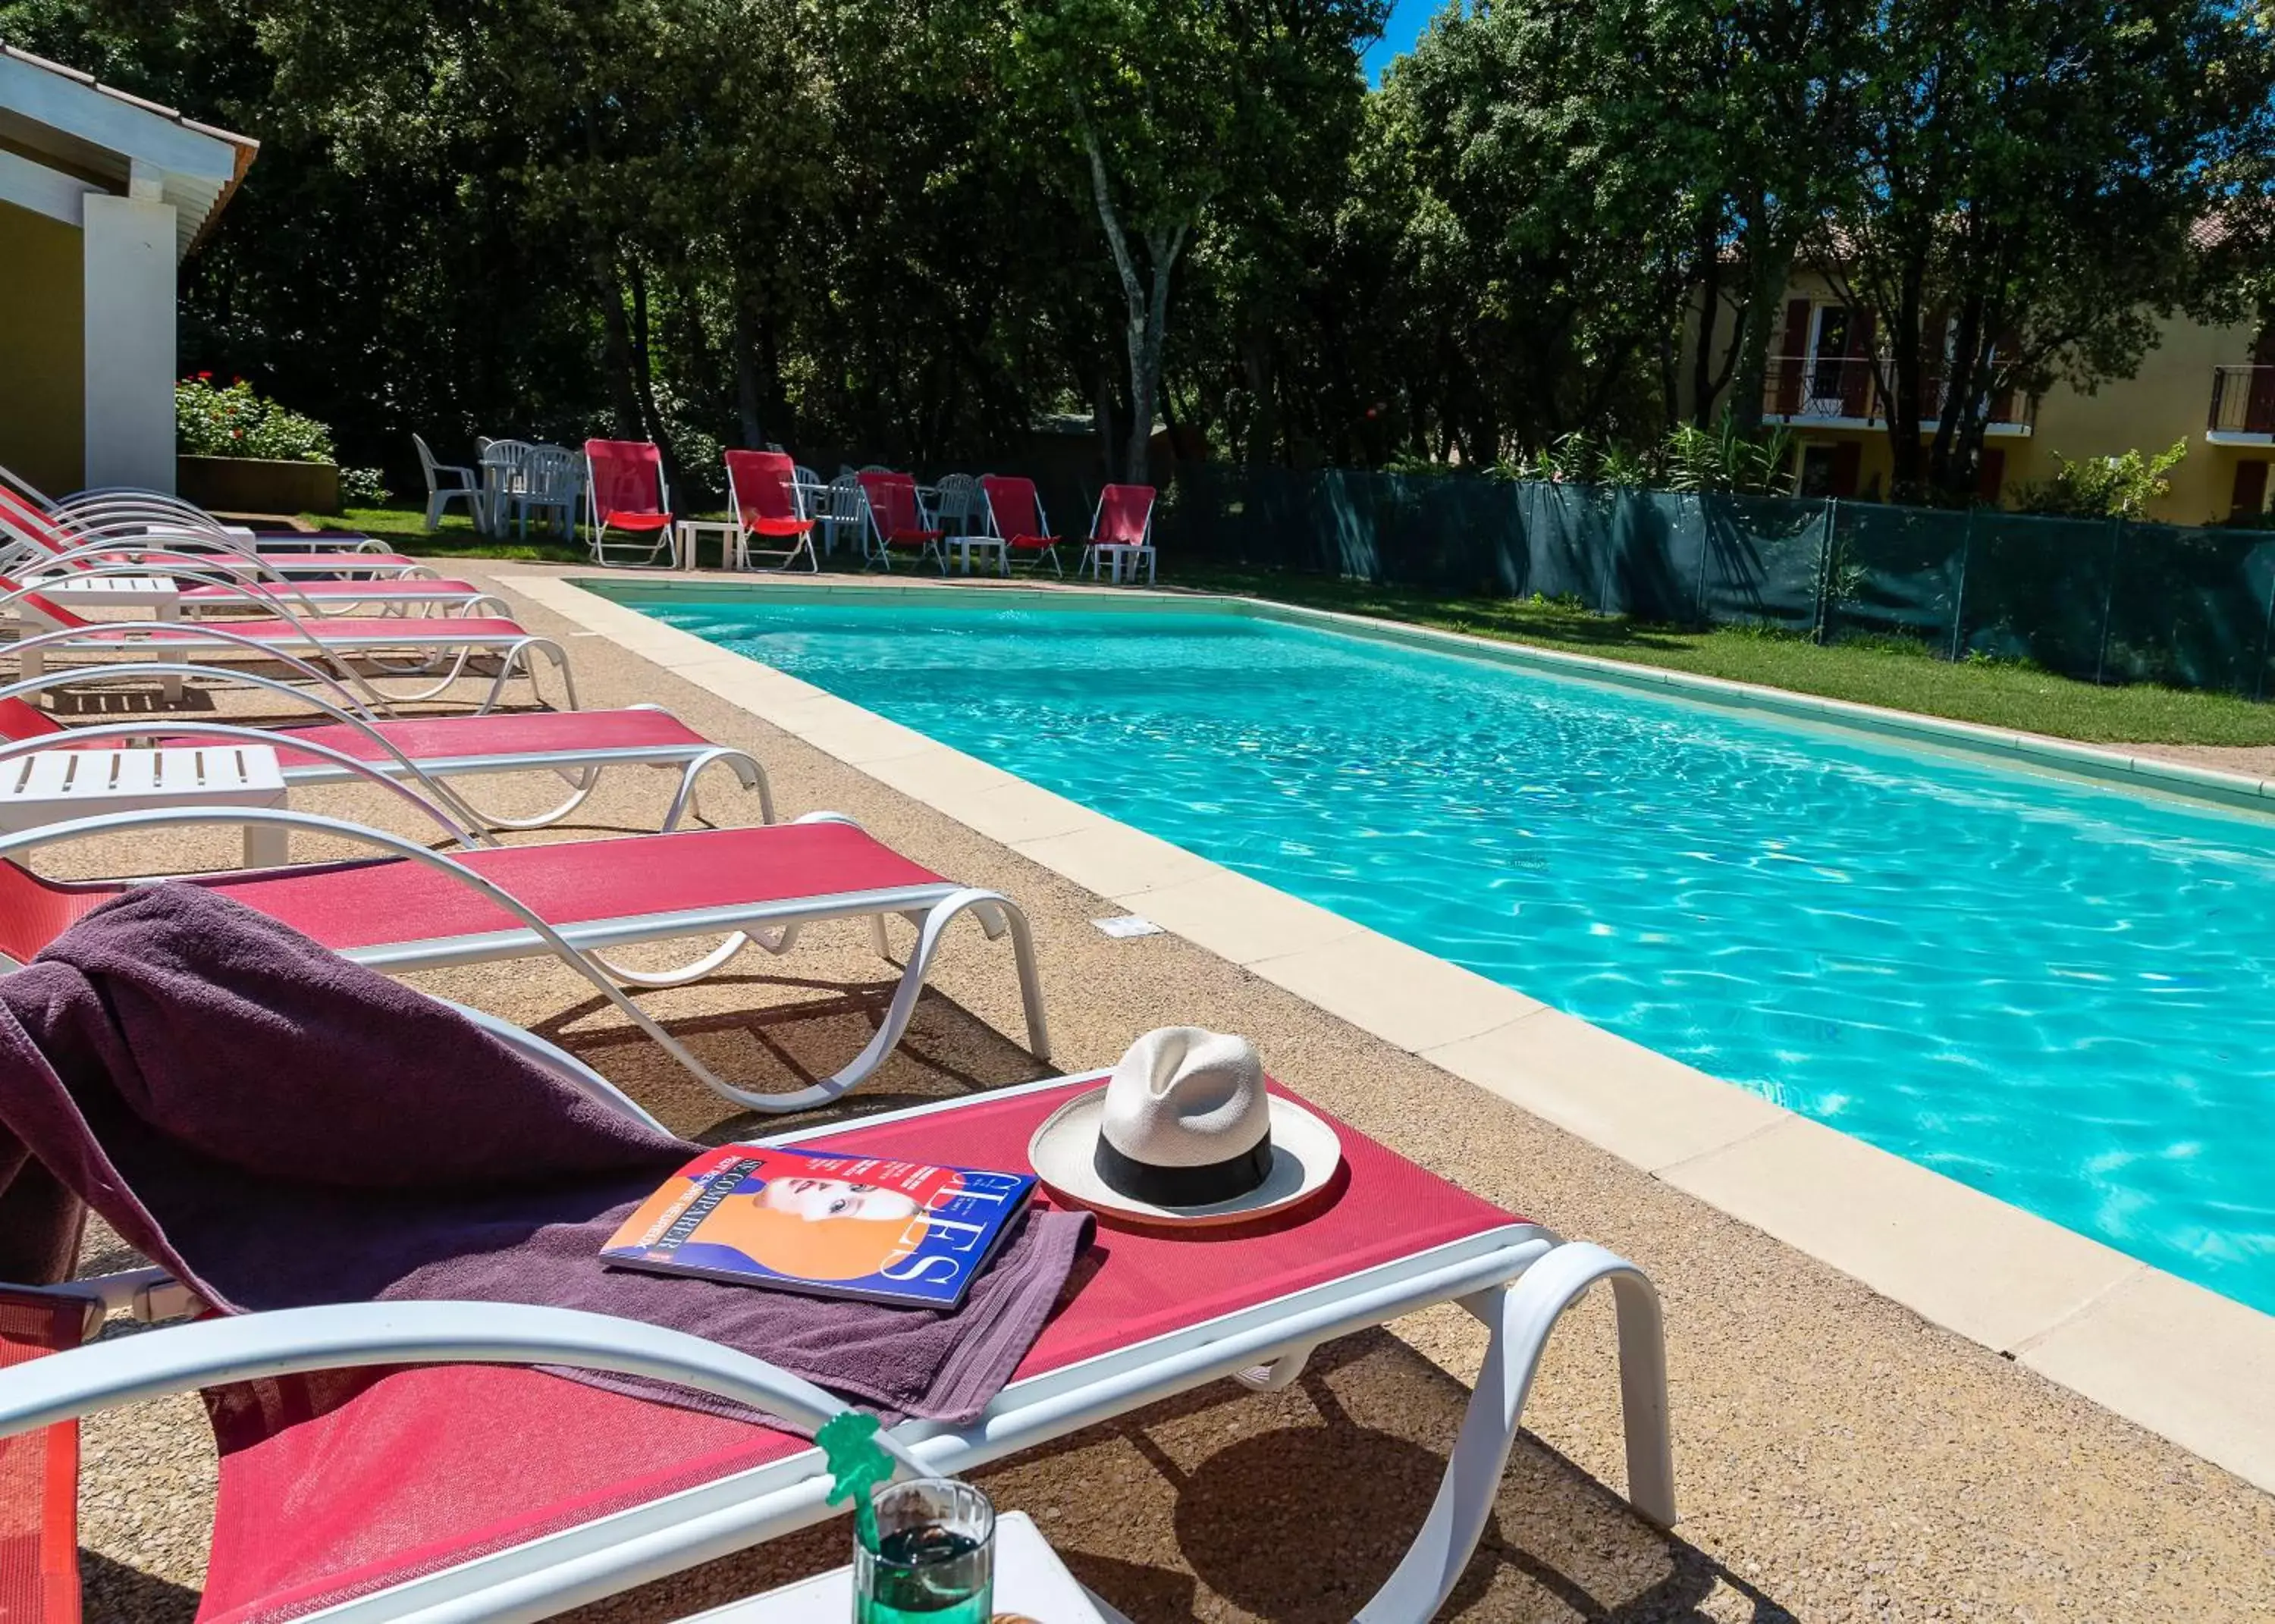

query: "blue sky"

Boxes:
[1361, 0, 1440, 83]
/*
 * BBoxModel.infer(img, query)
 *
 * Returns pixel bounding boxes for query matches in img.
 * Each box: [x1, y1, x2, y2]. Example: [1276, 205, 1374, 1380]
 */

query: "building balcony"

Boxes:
[1762, 355, 2035, 436]
[2207, 365, 2275, 444]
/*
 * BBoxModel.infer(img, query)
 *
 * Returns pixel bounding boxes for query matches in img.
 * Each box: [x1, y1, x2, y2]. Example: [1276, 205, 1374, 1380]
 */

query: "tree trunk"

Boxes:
[589, 240, 645, 440]
[1074, 99, 1194, 489]
[733, 289, 765, 449]
[626, 256, 671, 465]
[1690, 201, 1724, 426]
[1729, 205, 1795, 436]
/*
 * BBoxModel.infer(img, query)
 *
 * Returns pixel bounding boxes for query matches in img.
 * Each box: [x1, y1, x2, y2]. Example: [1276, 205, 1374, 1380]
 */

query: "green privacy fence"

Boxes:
[1157, 465, 2275, 699]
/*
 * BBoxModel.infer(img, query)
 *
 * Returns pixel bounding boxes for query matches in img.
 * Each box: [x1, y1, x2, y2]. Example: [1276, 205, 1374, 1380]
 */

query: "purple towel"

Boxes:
[0, 884, 1090, 1425]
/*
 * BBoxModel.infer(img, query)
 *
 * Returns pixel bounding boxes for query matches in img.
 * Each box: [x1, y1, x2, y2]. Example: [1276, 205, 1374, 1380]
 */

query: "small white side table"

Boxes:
[679, 1512, 1116, 1623]
[676, 519, 742, 572]
[947, 535, 1009, 575]
[19, 575, 184, 701]
[0, 745, 290, 868]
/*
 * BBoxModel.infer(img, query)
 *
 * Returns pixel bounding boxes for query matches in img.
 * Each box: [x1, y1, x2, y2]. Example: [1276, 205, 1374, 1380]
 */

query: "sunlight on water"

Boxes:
[639, 594, 2275, 1313]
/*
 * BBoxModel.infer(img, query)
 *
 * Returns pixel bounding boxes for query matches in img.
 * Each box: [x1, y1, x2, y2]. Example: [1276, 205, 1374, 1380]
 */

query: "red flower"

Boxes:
[197, 371, 213, 381]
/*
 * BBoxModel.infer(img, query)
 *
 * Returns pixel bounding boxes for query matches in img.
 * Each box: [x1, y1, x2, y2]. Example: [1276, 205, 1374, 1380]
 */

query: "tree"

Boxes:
[1819, 0, 2275, 503]
[1004, 0, 1382, 482]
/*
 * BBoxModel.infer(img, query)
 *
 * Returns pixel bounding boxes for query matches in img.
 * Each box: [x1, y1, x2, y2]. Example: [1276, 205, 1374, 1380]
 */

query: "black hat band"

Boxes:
[1094, 1129, 1274, 1207]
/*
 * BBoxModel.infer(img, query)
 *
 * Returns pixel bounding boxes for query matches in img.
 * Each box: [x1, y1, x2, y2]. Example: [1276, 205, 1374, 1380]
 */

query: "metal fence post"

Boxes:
[1812, 497, 1840, 644]
[2256, 544, 2275, 703]
[1949, 504, 1975, 661]
[1690, 493, 1711, 625]
[2092, 516, 2120, 685]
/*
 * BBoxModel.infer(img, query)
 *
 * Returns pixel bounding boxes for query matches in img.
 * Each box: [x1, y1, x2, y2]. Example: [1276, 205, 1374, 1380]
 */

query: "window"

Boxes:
[1809, 307, 1853, 400]
[1798, 444, 1839, 497]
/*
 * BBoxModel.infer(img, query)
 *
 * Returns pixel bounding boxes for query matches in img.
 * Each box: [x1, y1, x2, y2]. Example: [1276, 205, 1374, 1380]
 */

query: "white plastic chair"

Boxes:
[500, 445, 581, 540]
[413, 434, 483, 532]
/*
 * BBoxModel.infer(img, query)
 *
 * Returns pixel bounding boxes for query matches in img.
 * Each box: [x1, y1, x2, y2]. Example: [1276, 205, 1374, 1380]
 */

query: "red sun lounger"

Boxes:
[0, 575, 573, 713]
[0, 810, 1048, 1115]
[0, 669, 772, 832]
[0, 1070, 1674, 1624]
[0, 482, 426, 577]
[978, 475, 1065, 577]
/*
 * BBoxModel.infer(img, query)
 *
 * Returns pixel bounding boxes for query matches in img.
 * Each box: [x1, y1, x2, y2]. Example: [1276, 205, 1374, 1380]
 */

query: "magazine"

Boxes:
[599, 1143, 1037, 1310]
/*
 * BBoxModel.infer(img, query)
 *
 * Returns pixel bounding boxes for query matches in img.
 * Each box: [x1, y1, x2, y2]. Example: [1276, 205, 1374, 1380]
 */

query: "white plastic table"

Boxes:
[0, 745, 290, 867]
[19, 575, 184, 699]
[679, 1513, 1116, 1623]
[676, 519, 741, 572]
[947, 534, 1009, 575]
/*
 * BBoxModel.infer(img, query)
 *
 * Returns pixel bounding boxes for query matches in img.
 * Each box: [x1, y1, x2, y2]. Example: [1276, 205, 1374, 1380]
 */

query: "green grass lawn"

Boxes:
[323, 504, 2275, 748]
[319, 506, 585, 565]
[1171, 565, 2275, 749]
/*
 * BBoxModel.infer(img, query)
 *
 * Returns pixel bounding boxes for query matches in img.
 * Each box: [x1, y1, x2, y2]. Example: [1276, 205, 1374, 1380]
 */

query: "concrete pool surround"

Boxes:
[517, 569, 2275, 1496]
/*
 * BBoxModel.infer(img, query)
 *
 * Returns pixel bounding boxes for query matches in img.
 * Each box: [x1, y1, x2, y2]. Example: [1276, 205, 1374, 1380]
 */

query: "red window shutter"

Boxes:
[1977, 447, 2007, 504]
[1830, 440, 1862, 498]
[1774, 298, 1811, 415]
[2230, 459, 2268, 518]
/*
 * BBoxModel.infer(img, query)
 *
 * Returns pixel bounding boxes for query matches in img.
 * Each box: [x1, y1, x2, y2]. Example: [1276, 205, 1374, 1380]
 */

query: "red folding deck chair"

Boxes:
[978, 475, 1064, 577]
[0, 1071, 1675, 1624]
[585, 440, 679, 569]
[856, 471, 947, 572]
[1080, 484, 1158, 585]
[724, 450, 817, 572]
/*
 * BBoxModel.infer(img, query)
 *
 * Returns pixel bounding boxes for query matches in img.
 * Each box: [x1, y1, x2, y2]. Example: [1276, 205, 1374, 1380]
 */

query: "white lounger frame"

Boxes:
[0, 804, 1049, 1114]
[5, 612, 576, 714]
[22, 545, 488, 616]
[0, 1069, 1674, 1624]
[0, 664, 774, 832]
[46, 489, 393, 555]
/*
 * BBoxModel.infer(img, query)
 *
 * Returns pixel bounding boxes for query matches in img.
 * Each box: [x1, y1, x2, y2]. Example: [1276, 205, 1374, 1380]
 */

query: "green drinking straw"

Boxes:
[818, 1411, 894, 1550]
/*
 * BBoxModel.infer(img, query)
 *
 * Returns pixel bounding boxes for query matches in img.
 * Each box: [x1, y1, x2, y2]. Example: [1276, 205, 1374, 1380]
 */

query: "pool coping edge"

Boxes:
[510, 567, 2275, 1499]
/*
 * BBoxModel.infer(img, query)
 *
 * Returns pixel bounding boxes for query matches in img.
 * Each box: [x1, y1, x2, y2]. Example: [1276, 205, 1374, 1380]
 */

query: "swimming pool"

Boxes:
[626, 588, 2275, 1314]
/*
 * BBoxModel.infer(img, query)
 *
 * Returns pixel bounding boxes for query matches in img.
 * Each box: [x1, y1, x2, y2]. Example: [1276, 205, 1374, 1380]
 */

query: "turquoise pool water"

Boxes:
[629, 589, 2275, 1312]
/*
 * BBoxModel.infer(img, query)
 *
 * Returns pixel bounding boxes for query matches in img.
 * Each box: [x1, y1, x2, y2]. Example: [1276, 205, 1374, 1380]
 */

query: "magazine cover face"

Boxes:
[608, 1146, 1031, 1298]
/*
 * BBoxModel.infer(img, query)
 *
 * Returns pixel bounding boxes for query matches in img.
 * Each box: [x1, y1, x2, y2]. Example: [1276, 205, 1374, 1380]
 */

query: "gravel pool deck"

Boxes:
[39, 563, 2275, 1624]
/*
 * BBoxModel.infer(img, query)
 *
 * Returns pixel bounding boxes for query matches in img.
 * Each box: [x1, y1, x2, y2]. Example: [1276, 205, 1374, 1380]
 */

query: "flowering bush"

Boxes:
[176, 374, 337, 462]
[176, 375, 389, 507]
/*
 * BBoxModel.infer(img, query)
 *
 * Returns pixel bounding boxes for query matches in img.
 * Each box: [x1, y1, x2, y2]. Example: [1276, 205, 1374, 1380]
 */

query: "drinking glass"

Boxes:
[852, 1478, 995, 1623]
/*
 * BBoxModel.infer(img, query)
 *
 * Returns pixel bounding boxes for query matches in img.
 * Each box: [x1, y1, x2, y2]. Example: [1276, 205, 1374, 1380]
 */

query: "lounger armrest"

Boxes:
[0, 1302, 927, 1469]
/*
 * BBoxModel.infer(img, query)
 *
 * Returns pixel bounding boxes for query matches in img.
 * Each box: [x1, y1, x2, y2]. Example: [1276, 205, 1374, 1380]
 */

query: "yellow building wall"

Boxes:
[0, 199, 85, 495]
[1680, 274, 2267, 523]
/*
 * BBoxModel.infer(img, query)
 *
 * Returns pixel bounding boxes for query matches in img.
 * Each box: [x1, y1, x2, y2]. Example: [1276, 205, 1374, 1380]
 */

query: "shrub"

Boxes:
[2011, 440, 2186, 521]
[340, 466, 391, 506]
[175, 374, 337, 464]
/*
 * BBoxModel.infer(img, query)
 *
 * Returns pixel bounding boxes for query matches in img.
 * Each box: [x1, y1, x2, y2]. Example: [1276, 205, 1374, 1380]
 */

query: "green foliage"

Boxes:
[1488, 415, 1796, 497]
[175, 375, 336, 463]
[1822, 1, 2275, 503]
[339, 467, 391, 506]
[1662, 415, 1798, 497]
[2012, 441, 2190, 522]
[5, 0, 2271, 521]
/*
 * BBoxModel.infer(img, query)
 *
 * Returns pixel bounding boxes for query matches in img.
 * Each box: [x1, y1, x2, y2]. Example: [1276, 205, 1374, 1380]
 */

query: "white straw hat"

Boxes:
[1026, 1028, 1341, 1227]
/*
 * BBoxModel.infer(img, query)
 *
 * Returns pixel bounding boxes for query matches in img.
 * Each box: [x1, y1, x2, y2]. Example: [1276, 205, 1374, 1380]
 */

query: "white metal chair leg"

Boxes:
[1352, 1242, 1676, 1624]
